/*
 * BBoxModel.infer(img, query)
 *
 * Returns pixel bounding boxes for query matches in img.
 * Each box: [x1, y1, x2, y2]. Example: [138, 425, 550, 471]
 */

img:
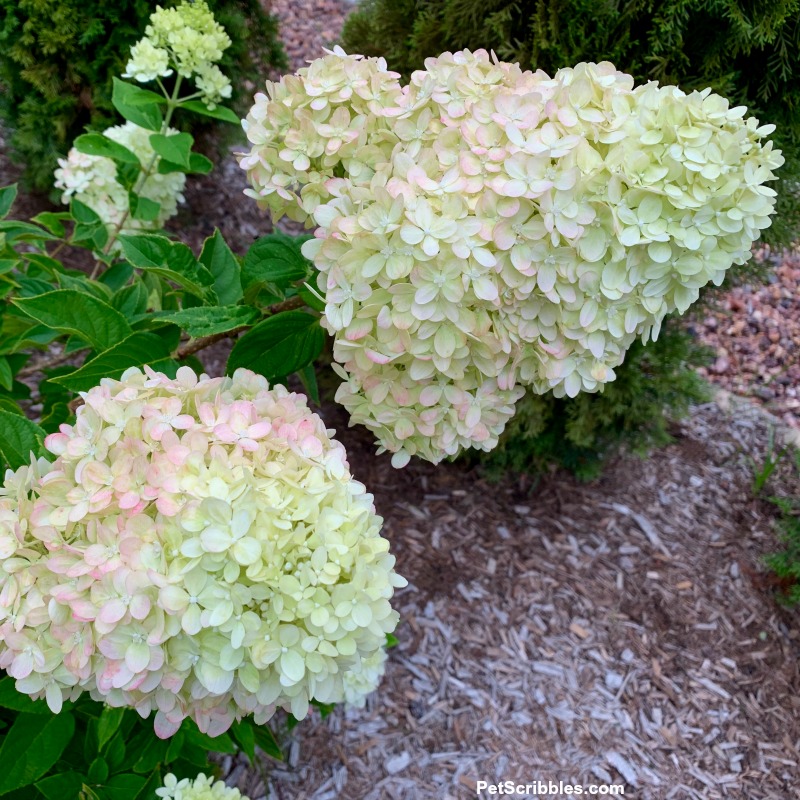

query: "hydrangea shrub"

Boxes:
[238, 48, 783, 467]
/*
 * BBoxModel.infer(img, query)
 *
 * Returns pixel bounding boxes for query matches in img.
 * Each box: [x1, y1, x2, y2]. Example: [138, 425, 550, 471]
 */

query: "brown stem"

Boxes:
[18, 347, 89, 378]
[175, 295, 307, 360]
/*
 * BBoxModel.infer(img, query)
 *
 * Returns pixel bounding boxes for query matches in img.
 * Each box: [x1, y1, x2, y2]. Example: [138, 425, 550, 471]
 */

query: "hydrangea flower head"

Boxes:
[239, 49, 784, 467]
[124, 0, 232, 108]
[0, 366, 404, 737]
[157, 773, 246, 800]
[54, 121, 185, 238]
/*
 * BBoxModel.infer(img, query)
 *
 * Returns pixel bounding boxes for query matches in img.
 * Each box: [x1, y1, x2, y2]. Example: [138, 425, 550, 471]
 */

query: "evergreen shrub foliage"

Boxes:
[0, 0, 286, 191]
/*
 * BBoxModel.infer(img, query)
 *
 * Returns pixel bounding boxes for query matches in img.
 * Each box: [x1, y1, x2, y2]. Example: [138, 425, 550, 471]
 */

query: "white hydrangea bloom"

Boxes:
[0, 367, 405, 738]
[343, 647, 387, 708]
[125, 0, 232, 108]
[239, 49, 784, 467]
[54, 121, 185, 237]
[123, 38, 173, 83]
[157, 773, 246, 800]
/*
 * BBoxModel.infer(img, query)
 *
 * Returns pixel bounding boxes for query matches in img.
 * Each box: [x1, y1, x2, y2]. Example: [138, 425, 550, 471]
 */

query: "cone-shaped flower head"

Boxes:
[239, 49, 783, 467]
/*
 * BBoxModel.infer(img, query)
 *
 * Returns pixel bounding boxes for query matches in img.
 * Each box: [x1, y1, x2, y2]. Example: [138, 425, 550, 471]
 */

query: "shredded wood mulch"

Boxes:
[211, 392, 800, 800]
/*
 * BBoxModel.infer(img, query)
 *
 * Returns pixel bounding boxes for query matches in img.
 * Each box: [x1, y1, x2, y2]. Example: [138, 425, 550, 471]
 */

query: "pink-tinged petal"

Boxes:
[165, 444, 191, 466]
[213, 423, 237, 442]
[44, 433, 69, 456]
[366, 349, 392, 365]
[154, 710, 182, 740]
[117, 491, 141, 510]
[98, 599, 127, 625]
[300, 435, 323, 458]
[129, 595, 151, 620]
[155, 495, 179, 517]
[246, 421, 271, 439]
[70, 599, 98, 621]
[171, 414, 195, 430]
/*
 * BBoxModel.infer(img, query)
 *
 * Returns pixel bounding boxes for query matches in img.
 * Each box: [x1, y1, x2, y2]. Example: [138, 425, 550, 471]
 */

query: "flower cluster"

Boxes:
[343, 647, 387, 708]
[54, 121, 186, 238]
[123, 0, 232, 108]
[239, 48, 783, 467]
[0, 366, 404, 737]
[157, 773, 247, 800]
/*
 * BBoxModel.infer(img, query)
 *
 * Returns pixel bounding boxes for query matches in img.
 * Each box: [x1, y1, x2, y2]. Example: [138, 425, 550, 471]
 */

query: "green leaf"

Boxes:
[99, 261, 134, 292]
[0, 677, 52, 714]
[31, 212, 71, 238]
[243, 235, 312, 288]
[0, 356, 12, 391]
[310, 699, 336, 719]
[104, 733, 126, 771]
[131, 736, 168, 774]
[13, 290, 132, 351]
[179, 100, 240, 124]
[199, 229, 242, 305]
[128, 193, 161, 222]
[386, 632, 399, 648]
[87, 757, 109, 784]
[112, 281, 149, 317]
[156, 305, 258, 337]
[183, 726, 236, 754]
[298, 363, 320, 404]
[0, 220, 58, 243]
[156, 152, 213, 175]
[70, 199, 102, 225]
[231, 720, 256, 764]
[227, 311, 324, 381]
[99, 773, 147, 800]
[74, 133, 140, 164]
[52, 332, 172, 392]
[251, 724, 283, 761]
[164, 729, 185, 764]
[112, 78, 164, 132]
[35, 772, 85, 800]
[0, 712, 75, 795]
[0, 410, 45, 469]
[118, 235, 216, 301]
[97, 707, 126, 752]
[0, 185, 18, 219]
[149, 132, 193, 169]
[0, 399, 25, 417]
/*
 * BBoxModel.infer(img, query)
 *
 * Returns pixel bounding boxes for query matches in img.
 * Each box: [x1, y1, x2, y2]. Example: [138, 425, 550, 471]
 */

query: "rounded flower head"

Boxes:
[54, 121, 185, 240]
[239, 49, 783, 467]
[0, 366, 405, 737]
[157, 773, 246, 800]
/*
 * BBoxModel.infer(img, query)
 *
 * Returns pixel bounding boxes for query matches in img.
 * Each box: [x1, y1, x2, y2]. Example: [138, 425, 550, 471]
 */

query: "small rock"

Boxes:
[712, 356, 730, 374]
